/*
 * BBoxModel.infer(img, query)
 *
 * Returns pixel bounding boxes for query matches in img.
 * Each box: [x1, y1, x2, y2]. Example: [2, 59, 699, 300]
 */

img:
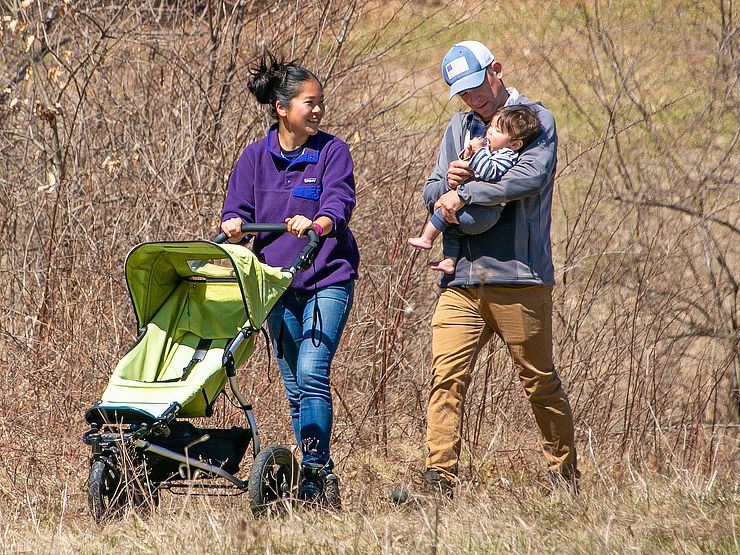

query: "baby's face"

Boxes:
[485, 116, 517, 151]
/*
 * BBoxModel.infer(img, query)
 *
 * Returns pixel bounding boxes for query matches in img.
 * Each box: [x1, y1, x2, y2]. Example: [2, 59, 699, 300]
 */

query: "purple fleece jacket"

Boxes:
[221, 125, 360, 292]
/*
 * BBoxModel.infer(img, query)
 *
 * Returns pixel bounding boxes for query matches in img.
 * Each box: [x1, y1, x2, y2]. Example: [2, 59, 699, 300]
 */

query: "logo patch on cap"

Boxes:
[445, 57, 470, 80]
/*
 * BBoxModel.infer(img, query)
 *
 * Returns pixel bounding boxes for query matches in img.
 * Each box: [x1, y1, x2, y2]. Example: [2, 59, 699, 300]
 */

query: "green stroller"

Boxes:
[82, 224, 319, 521]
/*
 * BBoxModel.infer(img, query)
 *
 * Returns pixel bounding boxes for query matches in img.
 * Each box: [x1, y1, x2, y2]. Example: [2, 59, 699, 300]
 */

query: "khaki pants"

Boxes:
[425, 285, 578, 482]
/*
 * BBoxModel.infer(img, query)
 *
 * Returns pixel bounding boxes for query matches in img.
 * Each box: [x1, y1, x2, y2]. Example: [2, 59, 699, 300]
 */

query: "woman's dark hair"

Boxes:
[247, 52, 322, 119]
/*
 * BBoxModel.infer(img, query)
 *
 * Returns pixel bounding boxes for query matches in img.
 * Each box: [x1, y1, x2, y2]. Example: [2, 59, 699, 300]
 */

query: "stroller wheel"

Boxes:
[127, 475, 160, 515]
[88, 457, 160, 522]
[87, 459, 126, 523]
[248, 445, 298, 517]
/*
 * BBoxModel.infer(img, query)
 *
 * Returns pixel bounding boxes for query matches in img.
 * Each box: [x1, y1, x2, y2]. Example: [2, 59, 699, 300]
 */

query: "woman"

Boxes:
[220, 53, 359, 509]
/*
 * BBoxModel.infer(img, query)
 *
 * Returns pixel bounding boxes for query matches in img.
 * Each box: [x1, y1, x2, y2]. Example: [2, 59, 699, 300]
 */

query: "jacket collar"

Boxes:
[503, 87, 521, 106]
[265, 124, 320, 166]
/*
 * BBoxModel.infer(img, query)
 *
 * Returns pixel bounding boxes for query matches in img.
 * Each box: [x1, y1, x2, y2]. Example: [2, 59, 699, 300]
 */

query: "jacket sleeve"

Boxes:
[221, 148, 256, 224]
[457, 108, 557, 206]
[469, 148, 517, 182]
[422, 114, 464, 213]
[315, 139, 356, 236]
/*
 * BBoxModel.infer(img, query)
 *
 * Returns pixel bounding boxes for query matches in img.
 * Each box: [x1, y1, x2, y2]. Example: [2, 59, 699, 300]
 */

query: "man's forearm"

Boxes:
[458, 157, 550, 206]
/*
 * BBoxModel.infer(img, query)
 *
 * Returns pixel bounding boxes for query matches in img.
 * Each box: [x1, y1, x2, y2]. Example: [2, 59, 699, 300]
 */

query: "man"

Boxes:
[421, 41, 579, 496]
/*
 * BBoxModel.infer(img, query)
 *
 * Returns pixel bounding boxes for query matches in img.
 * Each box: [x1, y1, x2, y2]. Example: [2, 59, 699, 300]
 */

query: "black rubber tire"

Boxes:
[87, 458, 159, 522]
[87, 459, 126, 523]
[127, 474, 160, 515]
[248, 445, 298, 517]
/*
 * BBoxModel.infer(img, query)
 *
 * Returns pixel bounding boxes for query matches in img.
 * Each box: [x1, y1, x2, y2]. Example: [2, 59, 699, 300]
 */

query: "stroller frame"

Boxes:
[82, 224, 319, 521]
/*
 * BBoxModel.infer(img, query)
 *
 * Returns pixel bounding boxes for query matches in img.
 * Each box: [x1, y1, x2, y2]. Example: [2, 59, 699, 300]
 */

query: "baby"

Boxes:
[408, 105, 540, 273]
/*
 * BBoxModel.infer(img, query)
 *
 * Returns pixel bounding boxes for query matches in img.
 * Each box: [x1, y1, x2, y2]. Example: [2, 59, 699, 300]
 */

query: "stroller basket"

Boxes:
[147, 421, 251, 480]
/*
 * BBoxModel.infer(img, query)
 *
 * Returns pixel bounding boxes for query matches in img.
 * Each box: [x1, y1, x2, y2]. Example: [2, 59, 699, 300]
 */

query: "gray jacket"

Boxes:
[422, 94, 556, 287]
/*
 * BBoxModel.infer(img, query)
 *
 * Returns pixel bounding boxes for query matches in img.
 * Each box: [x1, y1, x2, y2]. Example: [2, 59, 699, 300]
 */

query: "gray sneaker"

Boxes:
[323, 472, 341, 510]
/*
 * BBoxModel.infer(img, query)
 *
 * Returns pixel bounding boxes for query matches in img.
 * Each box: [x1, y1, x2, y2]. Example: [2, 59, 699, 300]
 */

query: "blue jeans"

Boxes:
[430, 204, 505, 258]
[266, 280, 354, 470]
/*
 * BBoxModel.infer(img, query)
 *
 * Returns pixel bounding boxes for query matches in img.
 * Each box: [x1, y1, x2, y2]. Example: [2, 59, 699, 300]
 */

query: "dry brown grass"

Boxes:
[0, 0, 738, 552]
[2, 457, 738, 554]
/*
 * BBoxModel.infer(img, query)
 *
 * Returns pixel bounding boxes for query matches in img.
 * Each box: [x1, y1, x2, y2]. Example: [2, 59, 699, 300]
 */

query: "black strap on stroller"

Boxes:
[182, 338, 212, 379]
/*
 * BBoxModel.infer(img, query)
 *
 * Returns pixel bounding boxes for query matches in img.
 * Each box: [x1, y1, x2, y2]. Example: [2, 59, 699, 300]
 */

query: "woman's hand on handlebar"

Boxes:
[221, 217, 246, 243]
[285, 214, 313, 237]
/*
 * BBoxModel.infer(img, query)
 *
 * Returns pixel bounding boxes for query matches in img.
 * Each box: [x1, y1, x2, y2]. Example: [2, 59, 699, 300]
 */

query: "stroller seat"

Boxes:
[151, 332, 226, 383]
[88, 280, 241, 423]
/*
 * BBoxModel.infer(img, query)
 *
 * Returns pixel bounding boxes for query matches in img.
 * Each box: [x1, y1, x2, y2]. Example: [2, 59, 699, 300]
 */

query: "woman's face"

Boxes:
[280, 78, 325, 142]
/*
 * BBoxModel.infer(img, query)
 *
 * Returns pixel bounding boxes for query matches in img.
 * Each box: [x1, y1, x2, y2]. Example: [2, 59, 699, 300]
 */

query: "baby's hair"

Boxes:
[493, 105, 540, 149]
[247, 52, 322, 119]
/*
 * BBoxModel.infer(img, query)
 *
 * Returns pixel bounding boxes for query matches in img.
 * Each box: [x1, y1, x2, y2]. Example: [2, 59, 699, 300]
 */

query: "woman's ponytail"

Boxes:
[247, 52, 285, 106]
[247, 52, 321, 119]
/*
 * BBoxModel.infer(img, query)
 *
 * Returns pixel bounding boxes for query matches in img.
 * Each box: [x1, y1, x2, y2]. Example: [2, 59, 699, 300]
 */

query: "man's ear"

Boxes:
[275, 100, 288, 118]
[490, 61, 503, 79]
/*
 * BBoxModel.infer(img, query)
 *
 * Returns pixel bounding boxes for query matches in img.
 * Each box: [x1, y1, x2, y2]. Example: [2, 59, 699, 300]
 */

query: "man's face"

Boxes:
[458, 62, 508, 122]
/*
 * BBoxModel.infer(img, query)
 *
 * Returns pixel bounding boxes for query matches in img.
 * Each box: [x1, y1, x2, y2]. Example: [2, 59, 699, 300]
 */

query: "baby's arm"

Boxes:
[469, 147, 518, 183]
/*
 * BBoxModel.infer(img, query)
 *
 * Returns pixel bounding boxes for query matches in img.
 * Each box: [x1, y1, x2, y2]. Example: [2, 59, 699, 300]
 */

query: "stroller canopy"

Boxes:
[87, 241, 293, 421]
[125, 241, 292, 333]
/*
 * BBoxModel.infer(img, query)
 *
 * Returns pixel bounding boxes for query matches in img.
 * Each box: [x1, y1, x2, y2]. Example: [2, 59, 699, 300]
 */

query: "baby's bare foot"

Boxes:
[428, 258, 456, 274]
[408, 237, 432, 250]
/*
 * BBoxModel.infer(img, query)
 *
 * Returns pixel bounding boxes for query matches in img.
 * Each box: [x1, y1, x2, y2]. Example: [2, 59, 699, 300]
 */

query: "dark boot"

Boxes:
[421, 468, 454, 499]
[298, 464, 326, 506]
[389, 469, 454, 507]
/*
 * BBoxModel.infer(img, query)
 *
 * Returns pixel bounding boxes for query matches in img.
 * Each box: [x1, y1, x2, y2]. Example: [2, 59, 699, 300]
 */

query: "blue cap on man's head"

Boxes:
[441, 41, 494, 99]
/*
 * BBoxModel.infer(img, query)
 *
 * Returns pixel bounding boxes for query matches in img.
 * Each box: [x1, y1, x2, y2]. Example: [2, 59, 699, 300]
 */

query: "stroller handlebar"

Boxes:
[213, 223, 288, 244]
[212, 223, 321, 274]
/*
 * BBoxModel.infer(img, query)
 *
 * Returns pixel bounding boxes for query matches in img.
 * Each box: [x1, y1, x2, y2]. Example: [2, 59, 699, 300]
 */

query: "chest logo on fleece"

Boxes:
[303, 177, 317, 183]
